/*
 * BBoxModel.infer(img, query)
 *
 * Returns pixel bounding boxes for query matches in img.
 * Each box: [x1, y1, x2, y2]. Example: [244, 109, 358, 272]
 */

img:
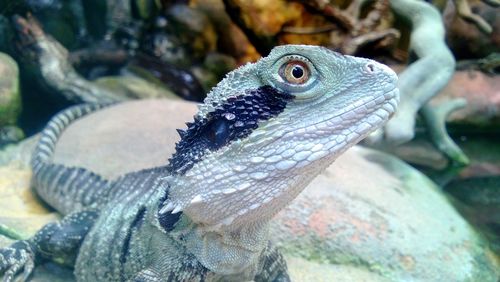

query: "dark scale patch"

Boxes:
[157, 188, 182, 233]
[164, 252, 208, 281]
[119, 206, 147, 280]
[167, 85, 294, 175]
[29, 210, 99, 267]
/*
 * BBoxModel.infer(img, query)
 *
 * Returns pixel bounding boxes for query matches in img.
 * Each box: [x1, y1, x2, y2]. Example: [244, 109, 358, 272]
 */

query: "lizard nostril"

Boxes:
[365, 63, 376, 73]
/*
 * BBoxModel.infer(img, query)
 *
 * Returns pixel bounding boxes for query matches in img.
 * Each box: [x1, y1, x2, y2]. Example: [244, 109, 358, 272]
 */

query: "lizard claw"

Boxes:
[0, 241, 36, 282]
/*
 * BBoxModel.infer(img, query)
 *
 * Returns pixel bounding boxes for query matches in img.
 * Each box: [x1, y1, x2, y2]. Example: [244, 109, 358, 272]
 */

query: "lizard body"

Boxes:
[0, 45, 398, 281]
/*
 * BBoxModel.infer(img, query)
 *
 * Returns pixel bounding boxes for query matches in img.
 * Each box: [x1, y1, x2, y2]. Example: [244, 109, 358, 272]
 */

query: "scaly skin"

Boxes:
[0, 45, 398, 281]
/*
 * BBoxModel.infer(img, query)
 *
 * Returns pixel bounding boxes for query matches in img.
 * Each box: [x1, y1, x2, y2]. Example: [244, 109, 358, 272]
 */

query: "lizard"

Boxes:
[0, 45, 398, 281]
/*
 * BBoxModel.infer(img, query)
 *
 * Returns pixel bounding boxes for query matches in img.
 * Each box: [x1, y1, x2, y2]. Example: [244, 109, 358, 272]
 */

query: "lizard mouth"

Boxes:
[264, 86, 399, 147]
[315, 87, 398, 129]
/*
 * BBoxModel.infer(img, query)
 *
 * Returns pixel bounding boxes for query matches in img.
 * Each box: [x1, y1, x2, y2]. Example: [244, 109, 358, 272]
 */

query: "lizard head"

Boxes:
[161, 45, 398, 230]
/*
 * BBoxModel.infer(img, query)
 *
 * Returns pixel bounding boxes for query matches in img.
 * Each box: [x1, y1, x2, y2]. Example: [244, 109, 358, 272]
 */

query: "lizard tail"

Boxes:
[31, 103, 114, 214]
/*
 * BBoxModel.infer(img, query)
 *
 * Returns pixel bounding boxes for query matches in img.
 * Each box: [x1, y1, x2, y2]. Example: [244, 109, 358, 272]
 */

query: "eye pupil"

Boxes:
[291, 66, 303, 78]
[280, 60, 310, 84]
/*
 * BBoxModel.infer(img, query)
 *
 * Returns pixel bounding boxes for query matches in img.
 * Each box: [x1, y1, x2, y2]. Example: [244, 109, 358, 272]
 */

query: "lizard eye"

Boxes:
[280, 61, 310, 84]
[263, 54, 319, 97]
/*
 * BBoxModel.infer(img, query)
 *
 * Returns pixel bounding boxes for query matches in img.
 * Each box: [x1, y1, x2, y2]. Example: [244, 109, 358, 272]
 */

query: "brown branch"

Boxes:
[281, 24, 337, 34]
[69, 47, 129, 68]
[222, 0, 276, 56]
[296, 0, 356, 32]
[11, 14, 125, 104]
[454, 0, 493, 34]
[421, 99, 469, 166]
[358, 0, 391, 35]
[341, 28, 399, 54]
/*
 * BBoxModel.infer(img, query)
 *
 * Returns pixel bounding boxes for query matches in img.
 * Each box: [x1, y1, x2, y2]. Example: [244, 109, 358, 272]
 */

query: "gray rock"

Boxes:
[53, 99, 190, 179]
[1, 99, 498, 281]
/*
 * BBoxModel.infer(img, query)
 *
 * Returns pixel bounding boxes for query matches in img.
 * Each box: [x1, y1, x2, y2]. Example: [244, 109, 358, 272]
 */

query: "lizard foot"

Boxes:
[0, 241, 35, 282]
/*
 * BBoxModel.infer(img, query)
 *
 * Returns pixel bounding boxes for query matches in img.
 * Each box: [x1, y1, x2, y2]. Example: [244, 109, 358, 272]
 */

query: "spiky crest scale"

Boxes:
[166, 86, 294, 175]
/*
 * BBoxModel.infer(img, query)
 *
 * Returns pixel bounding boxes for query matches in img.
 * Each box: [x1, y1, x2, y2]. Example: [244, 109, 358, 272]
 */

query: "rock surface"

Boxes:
[94, 75, 179, 101]
[53, 100, 190, 179]
[0, 52, 21, 127]
[430, 70, 500, 130]
[0, 52, 23, 145]
[445, 176, 500, 255]
[1, 99, 498, 281]
[271, 146, 498, 281]
[0, 137, 60, 241]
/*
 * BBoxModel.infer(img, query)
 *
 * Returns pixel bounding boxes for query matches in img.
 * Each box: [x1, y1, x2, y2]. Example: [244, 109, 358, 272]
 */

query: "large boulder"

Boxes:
[430, 70, 500, 129]
[271, 146, 498, 281]
[1, 99, 498, 281]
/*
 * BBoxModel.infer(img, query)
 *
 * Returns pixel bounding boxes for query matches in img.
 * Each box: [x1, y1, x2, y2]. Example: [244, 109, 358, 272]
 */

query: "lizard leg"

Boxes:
[254, 243, 291, 282]
[0, 210, 98, 282]
[0, 241, 35, 282]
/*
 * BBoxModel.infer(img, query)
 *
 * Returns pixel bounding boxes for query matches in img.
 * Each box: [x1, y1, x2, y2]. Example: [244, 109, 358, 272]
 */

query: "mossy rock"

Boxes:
[0, 52, 21, 127]
[94, 75, 180, 101]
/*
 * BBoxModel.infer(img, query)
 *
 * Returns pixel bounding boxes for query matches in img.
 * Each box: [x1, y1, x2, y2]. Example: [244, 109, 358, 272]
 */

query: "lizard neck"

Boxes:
[151, 180, 270, 276]
[169, 211, 270, 276]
